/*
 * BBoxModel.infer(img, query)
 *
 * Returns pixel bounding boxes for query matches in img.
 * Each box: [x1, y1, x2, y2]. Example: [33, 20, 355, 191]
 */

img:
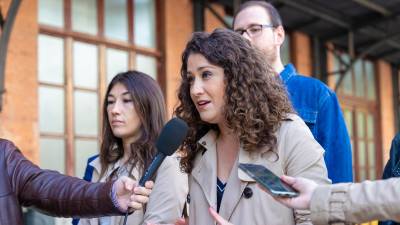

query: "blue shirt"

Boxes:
[280, 64, 353, 183]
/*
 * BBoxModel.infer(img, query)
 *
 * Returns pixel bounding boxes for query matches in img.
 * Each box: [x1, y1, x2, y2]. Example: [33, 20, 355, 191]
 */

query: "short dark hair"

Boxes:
[233, 1, 282, 27]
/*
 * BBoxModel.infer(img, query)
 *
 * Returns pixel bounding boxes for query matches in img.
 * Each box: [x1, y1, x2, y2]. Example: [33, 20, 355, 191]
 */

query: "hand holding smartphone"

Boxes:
[239, 163, 299, 198]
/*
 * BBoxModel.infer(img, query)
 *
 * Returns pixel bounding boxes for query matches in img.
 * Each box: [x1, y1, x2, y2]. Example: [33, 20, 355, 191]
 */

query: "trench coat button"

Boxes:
[186, 194, 191, 203]
[243, 187, 253, 199]
[201, 141, 207, 145]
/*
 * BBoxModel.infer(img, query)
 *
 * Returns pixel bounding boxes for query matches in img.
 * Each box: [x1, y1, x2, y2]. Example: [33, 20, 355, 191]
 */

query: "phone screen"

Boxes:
[239, 163, 299, 197]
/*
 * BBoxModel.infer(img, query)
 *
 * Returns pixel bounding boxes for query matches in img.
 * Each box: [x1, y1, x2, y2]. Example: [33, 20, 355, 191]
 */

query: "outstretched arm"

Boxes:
[3, 139, 152, 218]
[270, 176, 400, 225]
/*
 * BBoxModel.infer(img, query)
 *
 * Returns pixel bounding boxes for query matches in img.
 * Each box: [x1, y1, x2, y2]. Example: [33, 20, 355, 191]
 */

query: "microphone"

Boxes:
[138, 117, 189, 186]
[123, 118, 188, 225]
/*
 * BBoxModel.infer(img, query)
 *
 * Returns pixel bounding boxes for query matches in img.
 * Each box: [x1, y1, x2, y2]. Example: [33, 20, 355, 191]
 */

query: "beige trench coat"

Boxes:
[188, 114, 331, 225]
[311, 177, 400, 225]
[78, 154, 188, 225]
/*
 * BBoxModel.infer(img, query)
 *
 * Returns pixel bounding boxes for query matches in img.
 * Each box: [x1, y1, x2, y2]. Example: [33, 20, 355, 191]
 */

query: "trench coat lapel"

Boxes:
[218, 155, 248, 221]
[191, 131, 218, 209]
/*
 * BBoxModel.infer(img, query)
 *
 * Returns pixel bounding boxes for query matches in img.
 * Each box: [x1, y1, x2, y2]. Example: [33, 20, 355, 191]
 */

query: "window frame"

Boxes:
[334, 53, 382, 182]
[38, 0, 163, 176]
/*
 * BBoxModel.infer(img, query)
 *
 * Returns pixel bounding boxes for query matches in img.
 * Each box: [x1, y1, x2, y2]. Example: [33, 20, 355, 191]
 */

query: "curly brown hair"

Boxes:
[175, 28, 293, 173]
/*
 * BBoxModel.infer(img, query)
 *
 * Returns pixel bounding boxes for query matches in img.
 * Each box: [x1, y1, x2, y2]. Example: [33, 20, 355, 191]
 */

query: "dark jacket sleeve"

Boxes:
[382, 133, 400, 179]
[379, 133, 400, 225]
[3, 139, 122, 218]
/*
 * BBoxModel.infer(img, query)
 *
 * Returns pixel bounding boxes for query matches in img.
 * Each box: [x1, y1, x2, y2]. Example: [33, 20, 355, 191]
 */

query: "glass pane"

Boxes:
[343, 109, 353, 137]
[332, 55, 340, 89]
[105, 0, 128, 41]
[38, 35, 64, 85]
[356, 111, 365, 138]
[369, 167, 376, 180]
[40, 138, 65, 173]
[359, 169, 366, 181]
[354, 60, 364, 97]
[136, 54, 157, 80]
[281, 35, 290, 65]
[106, 48, 129, 83]
[39, 86, 65, 133]
[72, 0, 98, 35]
[368, 142, 375, 168]
[74, 91, 98, 136]
[342, 54, 353, 95]
[134, 0, 156, 48]
[358, 140, 366, 167]
[75, 139, 98, 177]
[73, 42, 98, 89]
[38, 0, 63, 27]
[367, 114, 374, 139]
[365, 61, 376, 100]
[368, 142, 376, 179]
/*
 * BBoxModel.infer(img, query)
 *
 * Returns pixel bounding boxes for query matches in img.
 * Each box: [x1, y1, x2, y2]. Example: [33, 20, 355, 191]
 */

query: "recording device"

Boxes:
[138, 117, 189, 186]
[238, 163, 299, 198]
[123, 117, 188, 225]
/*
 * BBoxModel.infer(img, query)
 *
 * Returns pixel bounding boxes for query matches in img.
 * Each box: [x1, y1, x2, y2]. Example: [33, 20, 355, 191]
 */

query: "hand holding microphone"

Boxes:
[122, 118, 188, 225]
[114, 177, 154, 212]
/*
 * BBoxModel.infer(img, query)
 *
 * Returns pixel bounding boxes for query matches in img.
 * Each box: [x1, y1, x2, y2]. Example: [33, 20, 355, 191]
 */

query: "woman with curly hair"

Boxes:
[77, 71, 187, 225]
[175, 29, 330, 225]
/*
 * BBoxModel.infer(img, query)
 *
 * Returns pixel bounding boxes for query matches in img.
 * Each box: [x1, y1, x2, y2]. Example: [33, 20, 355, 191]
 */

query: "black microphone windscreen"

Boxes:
[156, 118, 188, 156]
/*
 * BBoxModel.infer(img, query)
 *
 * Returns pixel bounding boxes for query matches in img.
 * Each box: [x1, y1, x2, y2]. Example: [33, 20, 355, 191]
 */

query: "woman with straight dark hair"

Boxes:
[78, 71, 187, 225]
[173, 28, 330, 225]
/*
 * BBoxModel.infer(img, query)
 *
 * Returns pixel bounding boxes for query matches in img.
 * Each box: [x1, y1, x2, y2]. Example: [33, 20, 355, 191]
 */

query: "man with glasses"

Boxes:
[233, 1, 352, 184]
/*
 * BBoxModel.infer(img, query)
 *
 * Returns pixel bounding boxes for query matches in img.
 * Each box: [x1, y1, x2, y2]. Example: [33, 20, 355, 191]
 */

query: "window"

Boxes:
[38, 0, 160, 179]
[333, 53, 381, 182]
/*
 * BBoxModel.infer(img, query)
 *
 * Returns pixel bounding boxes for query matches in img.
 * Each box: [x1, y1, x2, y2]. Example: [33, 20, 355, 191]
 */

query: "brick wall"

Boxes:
[162, 1, 226, 117]
[291, 31, 312, 76]
[0, 0, 39, 162]
[377, 60, 396, 163]
[162, 0, 193, 118]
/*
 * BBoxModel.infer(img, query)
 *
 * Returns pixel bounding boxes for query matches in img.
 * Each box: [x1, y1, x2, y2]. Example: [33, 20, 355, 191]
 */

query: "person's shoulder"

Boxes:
[88, 155, 102, 175]
[161, 153, 182, 170]
[294, 75, 333, 92]
[289, 75, 337, 103]
[280, 113, 308, 131]
[87, 154, 99, 165]
[0, 138, 17, 155]
[282, 113, 302, 122]
[0, 138, 15, 148]
[279, 113, 316, 139]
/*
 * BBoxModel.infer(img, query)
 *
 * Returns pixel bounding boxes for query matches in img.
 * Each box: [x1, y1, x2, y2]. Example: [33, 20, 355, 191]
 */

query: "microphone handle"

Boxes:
[123, 153, 166, 225]
[139, 152, 166, 186]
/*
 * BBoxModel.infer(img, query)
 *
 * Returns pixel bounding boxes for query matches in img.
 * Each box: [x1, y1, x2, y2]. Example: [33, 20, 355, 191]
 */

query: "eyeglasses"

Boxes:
[234, 24, 275, 37]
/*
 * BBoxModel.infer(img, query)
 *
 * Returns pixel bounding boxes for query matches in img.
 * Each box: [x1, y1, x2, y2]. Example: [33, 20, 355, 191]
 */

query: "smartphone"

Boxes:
[238, 163, 299, 197]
